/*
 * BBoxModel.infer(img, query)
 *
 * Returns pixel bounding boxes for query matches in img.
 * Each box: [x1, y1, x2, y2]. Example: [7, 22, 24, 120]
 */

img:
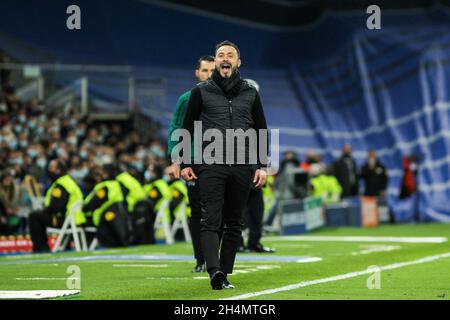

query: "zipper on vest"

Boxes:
[228, 100, 233, 127]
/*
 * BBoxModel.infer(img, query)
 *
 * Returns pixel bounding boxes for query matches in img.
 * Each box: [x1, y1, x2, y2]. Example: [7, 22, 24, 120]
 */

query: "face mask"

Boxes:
[368, 158, 376, 167]
[133, 161, 144, 171]
[80, 150, 88, 159]
[36, 126, 45, 135]
[163, 175, 171, 183]
[14, 125, 22, 134]
[28, 121, 37, 130]
[10, 158, 23, 166]
[144, 170, 153, 182]
[67, 137, 78, 145]
[18, 115, 27, 123]
[19, 140, 28, 148]
[76, 129, 86, 137]
[70, 169, 86, 181]
[8, 140, 18, 150]
[37, 158, 47, 169]
[28, 149, 39, 158]
[50, 126, 60, 133]
[151, 146, 164, 158]
[80, 167, 89, 177]
[70, 119, 78, 127]
[39, 115, 47, 122]
[57, 148, 67, 157]
[136, 149, 146, 159]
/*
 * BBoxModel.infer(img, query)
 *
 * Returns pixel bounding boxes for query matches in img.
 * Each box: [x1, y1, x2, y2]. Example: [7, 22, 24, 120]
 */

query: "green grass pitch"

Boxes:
[0, 223, 449, 300]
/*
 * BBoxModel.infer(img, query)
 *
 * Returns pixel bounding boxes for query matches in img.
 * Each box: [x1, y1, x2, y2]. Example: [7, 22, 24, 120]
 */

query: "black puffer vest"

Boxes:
[196, 79, 258, 165]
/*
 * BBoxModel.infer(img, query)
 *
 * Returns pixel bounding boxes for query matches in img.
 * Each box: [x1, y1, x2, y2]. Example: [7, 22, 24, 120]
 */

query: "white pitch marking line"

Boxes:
[15, 278, 72, 281]
[272, 244, 313, 248]
[146, 277, 191, 280]
[256, 266, 281, 270]
[112, 264, 168, 268]
[221, 252, 450, 300]
[351, 245, 401, 256]
[264, 236, 448, 243]
[0, 290, 79, 299]
[296, 257, 322, 263]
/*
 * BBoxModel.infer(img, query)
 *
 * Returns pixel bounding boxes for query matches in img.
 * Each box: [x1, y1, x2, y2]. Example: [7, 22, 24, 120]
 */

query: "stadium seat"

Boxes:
[170, 201, 192, 243]
[153, 199, 174, 245]
[47, 201, 97, 252]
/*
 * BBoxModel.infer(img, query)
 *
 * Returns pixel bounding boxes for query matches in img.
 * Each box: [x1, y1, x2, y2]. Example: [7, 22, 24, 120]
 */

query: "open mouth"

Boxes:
[220, 63, 232, 72]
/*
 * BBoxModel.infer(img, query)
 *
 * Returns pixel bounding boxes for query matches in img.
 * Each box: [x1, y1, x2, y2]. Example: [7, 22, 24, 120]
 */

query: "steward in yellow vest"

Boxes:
[143, 164, 172, 221]
[169, 179, 190, 218]
[262, 175, 275, 216]
[309, 164, 342, 204]
[82, 164, 131, 247]
[116, 168, 155, 244]
[29, 159, 85, 253]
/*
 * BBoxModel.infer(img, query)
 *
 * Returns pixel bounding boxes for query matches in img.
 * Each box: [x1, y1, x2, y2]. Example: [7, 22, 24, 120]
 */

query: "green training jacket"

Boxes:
[167, 91, 193, 161]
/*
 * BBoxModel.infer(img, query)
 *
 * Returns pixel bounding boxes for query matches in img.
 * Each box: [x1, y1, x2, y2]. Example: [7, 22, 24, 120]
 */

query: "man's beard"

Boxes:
[216, 65, 236, 78]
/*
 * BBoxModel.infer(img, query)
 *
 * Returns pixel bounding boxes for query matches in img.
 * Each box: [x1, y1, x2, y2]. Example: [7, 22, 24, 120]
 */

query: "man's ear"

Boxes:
[195, 69, 199, 78]
[237, 59, 241, 68]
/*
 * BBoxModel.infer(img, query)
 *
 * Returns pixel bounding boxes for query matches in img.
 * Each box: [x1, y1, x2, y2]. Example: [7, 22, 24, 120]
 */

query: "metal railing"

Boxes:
[0, 63, 166, 121]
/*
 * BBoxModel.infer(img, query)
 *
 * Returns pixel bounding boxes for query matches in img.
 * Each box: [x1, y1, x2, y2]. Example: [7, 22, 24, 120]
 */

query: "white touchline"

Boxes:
[112, 264, 168, 268]
[15, 278, 72, 281]
[0, 290, 79, 299]
[264, 236, 448, 243]
[220, 252, 450, 300]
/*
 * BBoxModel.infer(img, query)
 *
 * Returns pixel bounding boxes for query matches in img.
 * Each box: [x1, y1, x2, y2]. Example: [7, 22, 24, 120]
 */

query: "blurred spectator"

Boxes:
[399, 155, 419, 199]
[0, 170, 21, 235]
[309, 163, 342, 204]
[360, 150, 388, 197]
[0, 76, 167, 237]
[279, 150, 300, 174]
[330, 144, 359, 198]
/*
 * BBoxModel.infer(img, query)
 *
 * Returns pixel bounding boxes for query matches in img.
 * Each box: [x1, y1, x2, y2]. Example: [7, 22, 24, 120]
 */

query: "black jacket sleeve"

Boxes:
[180, 87, 203, 169]
[252, 92, 269, 169]
[82, 188, 109, 212]
[43, 185, 69, 215]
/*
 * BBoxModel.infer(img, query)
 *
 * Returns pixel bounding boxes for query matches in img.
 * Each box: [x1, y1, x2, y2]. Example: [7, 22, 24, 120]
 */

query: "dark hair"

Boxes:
[103, 163, 118, 179]
[215, 40, 240, 58]
[196, 55, 214, 70]
[55, 159, 67, 174]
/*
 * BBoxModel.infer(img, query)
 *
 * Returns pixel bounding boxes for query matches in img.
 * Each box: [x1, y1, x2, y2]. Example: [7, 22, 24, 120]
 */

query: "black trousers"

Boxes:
[29, 211, 63, 253]
[96, 203, 131, 248]
[243, 188, 265, 248]
[187, 177, 204, 265]
[198, 165, 253, 275]
[131, 199, 156, 245]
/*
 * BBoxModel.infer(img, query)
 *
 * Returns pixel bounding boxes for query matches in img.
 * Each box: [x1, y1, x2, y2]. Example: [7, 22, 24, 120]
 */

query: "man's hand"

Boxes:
[253, 169, 267, 188]
[181, 167, 197, 182]
[167, 163, 181, 180]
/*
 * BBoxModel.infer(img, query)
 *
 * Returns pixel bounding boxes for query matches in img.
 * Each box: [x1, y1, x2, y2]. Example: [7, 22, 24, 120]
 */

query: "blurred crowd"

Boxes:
[0, 82, 168, 235]
[276, 144, 389, 203]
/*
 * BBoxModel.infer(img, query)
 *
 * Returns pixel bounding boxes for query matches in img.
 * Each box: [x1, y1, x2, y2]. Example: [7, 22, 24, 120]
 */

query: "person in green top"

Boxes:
[166, 55, 215, 273]
[29, 159, 85, 253]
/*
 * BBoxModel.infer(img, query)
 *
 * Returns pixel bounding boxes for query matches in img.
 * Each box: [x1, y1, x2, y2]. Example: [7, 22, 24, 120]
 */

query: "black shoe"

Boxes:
[222, 278, 235, 289]
[192, 263, 206, 273]
[247, 243, 276, 253]
[210, 270, 225, 290]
